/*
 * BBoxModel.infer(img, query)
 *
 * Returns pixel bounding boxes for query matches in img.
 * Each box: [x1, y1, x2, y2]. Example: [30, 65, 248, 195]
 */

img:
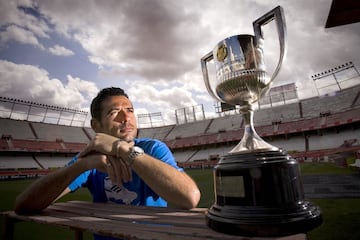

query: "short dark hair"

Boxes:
[90, 87, 129, 120]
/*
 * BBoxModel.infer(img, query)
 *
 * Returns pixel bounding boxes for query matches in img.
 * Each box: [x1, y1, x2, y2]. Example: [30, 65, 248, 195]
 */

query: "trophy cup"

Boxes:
[201, 6, 322, 237]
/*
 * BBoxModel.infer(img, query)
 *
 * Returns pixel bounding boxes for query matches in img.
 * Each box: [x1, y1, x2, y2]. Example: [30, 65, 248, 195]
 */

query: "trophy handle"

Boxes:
[201, 51, 224, 102]
[253, 5, 287, 82]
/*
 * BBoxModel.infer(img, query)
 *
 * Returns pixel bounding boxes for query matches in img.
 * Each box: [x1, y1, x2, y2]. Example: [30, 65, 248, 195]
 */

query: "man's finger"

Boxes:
[106, 158, 121, 187]
[119, 158, 132, 183]
[108, 156, 123, 186]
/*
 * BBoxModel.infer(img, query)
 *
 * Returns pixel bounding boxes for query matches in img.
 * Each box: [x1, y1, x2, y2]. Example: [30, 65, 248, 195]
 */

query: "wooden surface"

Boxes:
[2, 201, 306, 240]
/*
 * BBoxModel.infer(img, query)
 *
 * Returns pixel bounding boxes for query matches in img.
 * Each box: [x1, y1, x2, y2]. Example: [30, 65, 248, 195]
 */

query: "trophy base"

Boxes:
[206, 150, 322, 237]
[206, 201, 322, 237]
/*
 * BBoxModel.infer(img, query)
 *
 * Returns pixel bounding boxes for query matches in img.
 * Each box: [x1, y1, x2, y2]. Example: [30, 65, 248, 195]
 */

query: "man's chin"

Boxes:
[118, 134, 135, 142]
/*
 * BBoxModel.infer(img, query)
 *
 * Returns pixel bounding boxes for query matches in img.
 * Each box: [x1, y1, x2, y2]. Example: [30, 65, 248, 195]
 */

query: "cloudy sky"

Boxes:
[0, 0, 359, 126]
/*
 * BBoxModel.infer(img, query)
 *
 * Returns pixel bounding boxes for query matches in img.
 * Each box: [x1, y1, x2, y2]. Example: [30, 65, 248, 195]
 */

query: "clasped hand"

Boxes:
[78, 133, 134, 186]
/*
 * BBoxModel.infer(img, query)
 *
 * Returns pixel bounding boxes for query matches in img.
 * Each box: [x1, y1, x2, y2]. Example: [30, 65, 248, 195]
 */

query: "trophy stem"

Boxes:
[230, 105, 278, 153]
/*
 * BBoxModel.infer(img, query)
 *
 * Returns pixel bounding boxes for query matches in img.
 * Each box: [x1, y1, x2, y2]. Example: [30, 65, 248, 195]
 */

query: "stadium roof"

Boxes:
[325, 0, 360, 28]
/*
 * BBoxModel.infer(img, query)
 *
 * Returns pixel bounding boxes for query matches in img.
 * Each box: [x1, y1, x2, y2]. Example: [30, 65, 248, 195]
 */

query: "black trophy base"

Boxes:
[206, 201, 322, 237]
[206, 150, 322, 237]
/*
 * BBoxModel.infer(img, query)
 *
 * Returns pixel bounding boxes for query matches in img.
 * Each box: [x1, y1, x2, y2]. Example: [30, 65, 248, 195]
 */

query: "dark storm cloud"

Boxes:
[36, 0, 205, 81]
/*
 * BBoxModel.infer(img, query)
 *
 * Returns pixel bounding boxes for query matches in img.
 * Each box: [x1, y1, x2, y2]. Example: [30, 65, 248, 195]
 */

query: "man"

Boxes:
[15, 87, 201, 239]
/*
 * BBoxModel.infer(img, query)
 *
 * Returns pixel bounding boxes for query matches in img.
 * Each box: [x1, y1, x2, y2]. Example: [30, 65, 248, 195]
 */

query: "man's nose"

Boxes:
[115, 109, 130, 123]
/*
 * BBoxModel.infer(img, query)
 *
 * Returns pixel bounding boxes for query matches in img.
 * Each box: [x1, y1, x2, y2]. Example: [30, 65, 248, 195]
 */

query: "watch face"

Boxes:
[133, 146, 144, 154]
[129, 146, 144, 160]
[126, 146, 144, 166]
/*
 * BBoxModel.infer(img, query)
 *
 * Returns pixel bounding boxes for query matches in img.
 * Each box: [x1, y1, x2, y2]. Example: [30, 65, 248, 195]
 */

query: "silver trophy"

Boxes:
[201, 6, 322, 237]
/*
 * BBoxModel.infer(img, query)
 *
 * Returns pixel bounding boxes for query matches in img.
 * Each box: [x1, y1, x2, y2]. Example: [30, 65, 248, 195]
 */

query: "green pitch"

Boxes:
[1, 163, 359, 240]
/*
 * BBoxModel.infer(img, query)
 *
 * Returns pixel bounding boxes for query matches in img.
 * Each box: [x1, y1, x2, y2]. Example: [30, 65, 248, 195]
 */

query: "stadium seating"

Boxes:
[271, 136, 306, 152]
[206, 114, 241, 134]
[301, 85, 360, 119]
[11, 139, 64, 152]
[172, 150, 197, 163]
[0, 156, 40, 170]
[138, 125, 174, 139]
[0, 118, 35, 139]
[257, 124, 275, 136]
[62, 142, 87, 152]
[165, 119, 212, 140]
[83, 127, 95, 139]
[0, 85, 359, 174]
[31, 122, 90, 143]
[0, 138, 9, 150]
[189, 145, 233, 162]
[36, 156, 70, 169]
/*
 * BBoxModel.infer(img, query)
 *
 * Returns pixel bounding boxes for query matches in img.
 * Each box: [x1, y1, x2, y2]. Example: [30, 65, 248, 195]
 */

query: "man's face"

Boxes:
[93, 95, 138, 142]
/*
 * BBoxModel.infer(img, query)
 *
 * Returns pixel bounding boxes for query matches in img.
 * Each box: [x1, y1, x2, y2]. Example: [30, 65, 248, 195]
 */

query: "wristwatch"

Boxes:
[126, 146, 144, 166]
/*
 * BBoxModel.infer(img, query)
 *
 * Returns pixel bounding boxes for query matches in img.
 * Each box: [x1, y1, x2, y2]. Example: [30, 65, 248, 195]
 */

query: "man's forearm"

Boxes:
[14, 161, 87, 214]
[132, 154, 201, 209]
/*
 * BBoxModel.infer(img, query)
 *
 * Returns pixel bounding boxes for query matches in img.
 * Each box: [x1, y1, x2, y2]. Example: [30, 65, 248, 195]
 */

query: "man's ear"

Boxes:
[91, 119, 101, 132]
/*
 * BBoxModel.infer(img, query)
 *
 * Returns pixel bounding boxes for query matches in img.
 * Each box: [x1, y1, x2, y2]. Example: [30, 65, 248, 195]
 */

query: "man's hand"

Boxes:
[78, 153, 132, 186]
[78, 133, 133, 186]
[106, 156, 132, 186]
[79, 133, 129, 157]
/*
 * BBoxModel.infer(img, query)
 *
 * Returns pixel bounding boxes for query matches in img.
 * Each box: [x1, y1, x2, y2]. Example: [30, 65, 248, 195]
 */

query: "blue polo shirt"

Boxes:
[66, 138, 183, 240]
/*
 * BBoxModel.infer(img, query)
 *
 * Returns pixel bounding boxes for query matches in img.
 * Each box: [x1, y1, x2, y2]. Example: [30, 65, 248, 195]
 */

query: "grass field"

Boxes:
[1, 162, 360, 240]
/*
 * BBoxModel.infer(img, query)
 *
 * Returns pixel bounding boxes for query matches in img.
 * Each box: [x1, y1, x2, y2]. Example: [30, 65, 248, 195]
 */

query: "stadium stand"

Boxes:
[0, 137, 9, 150]
[0, 119, 35, 139]
[257, 124, 275, 137]
[267, 136, 306, 152]
[138, 125, 174, 140]
[301, 85, 360, 119]
[1, 84, 360, 177]
[83, 127, 95, 139]
[36, 156, 70, 169]
[206, 114, 242, 134]
[172, 150, 197, 163]
[0, 156, 40, 170]
[189, 145, 233, 162]
[309, 129, 359, 150]
[31, 122, 90, 143]
[62, 142, 87, 152]
[165, 119, 212, 140]
[11, 139, 64, 152]
[253, 102, 302, 126]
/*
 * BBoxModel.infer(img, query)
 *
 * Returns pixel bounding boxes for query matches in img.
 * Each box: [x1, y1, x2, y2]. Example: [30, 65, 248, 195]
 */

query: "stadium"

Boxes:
[1, 1, 360, 239]
[0, 62, 359, 179]
[0, 64, 360, 240]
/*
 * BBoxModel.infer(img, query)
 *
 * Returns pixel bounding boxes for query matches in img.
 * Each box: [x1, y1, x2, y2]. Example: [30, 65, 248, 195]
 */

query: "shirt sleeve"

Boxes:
[136, 139, 184, 172]
[65, 155, 92, 192]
